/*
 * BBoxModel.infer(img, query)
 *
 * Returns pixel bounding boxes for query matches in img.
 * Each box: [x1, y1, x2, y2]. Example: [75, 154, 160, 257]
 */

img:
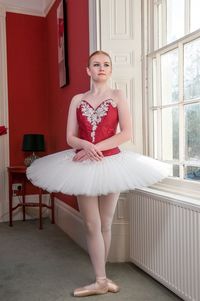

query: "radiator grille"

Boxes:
[130, 190, 200, 301]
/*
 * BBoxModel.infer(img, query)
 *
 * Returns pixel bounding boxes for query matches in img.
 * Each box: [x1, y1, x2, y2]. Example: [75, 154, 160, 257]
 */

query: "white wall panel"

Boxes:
[100, 0, 143, 152]
[88, 1, 143, 263]
[110, 0, 133, 39]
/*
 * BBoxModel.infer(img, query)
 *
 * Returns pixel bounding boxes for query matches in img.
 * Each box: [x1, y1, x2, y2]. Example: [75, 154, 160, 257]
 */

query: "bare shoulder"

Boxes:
[111, 89, 127, 105]
[70, 93, 84, 108]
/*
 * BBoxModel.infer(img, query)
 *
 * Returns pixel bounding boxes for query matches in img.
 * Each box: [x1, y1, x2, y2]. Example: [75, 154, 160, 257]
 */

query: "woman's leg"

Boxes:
[74, 195, 108, 296]
[77, 195, 106, 279]
[99, 192, 120, 261]
[74, 193, 120, 296]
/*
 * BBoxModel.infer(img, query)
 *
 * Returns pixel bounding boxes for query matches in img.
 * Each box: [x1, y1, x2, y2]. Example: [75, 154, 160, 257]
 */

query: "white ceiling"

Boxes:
[0, 0, 56, 16]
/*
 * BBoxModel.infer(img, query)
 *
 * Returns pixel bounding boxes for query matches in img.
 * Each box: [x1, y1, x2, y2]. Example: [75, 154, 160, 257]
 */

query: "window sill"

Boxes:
[131, 177, 200, 209]
[151, 177, 200, 199]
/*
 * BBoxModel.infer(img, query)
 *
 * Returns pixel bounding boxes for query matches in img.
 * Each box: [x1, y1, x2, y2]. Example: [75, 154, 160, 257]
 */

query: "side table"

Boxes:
[7, 166, 55, 229]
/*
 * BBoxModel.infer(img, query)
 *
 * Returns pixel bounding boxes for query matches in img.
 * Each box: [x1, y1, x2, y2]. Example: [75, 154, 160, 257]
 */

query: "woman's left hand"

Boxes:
[73, 149, 104, 162]
[73, 150, 89, 162]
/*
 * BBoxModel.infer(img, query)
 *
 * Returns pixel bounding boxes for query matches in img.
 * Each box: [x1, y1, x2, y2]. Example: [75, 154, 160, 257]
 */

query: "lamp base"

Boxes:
[24, 152, 39, 167]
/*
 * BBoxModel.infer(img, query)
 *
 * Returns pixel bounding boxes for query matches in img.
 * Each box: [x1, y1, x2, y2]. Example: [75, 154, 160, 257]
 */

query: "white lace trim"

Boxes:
[79, 99, 117, 143]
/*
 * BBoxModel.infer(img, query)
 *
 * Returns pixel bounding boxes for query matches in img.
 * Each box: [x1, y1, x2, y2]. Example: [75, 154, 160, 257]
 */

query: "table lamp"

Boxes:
[22, 134, 45, 166]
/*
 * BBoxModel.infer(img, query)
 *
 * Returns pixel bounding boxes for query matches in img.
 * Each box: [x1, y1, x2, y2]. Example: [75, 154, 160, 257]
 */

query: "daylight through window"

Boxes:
[147, 0, 200, 181]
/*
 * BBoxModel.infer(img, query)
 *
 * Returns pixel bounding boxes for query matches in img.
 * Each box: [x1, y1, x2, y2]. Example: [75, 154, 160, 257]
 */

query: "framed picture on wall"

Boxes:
[57, 0, 69, 87]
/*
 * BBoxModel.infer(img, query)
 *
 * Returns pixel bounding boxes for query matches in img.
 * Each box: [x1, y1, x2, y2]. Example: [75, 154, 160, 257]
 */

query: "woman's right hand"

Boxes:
[82, 140, 104, 161]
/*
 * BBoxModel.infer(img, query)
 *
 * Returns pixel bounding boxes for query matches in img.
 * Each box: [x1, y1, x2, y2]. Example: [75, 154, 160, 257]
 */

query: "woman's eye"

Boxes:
[93, 63, 100, 67]
[104, 64, 110, 67]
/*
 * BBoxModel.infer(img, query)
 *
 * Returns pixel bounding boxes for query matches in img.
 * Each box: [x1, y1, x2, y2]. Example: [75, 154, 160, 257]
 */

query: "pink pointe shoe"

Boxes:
[73, 279, 108, 297]
[107, 278, 120, 293]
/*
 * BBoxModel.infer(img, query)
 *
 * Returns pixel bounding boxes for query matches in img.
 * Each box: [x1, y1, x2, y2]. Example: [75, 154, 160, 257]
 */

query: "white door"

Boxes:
[88, 0, 143, 262]
[89, 0, 143, 152]
[0, 6, 10, 222]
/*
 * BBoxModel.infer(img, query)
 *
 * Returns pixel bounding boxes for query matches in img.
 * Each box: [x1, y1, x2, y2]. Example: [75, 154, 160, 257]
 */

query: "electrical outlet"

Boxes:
[12, 183, 22, 191]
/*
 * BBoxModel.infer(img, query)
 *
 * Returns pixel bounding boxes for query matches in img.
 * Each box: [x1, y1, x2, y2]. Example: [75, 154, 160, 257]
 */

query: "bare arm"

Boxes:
[95, 90, 132, 151]
[66, 94, 85, 149]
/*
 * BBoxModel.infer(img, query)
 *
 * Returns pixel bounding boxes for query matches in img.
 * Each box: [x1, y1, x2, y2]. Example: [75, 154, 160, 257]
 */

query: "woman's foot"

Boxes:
[73, 279, 108, 297]
[107, 278, 120, 293]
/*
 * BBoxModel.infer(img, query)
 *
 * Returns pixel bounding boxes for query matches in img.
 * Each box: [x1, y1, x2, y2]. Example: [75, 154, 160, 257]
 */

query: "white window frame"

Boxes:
[142, 0, 200, 197]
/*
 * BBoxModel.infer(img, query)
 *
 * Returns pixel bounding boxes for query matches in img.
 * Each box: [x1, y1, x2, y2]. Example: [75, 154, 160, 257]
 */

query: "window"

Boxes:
[147, 0, 200, 182]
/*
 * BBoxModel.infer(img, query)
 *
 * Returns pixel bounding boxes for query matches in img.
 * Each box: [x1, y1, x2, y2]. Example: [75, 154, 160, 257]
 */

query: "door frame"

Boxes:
[0, 5, 10, 222]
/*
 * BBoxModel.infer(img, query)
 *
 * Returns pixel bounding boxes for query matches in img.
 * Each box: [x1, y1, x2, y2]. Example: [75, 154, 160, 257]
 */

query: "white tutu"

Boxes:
[26, 149, 170, 196]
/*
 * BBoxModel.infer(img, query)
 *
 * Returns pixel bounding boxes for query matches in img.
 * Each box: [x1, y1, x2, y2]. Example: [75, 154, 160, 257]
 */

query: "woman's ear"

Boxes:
[86, 67, 91, 77]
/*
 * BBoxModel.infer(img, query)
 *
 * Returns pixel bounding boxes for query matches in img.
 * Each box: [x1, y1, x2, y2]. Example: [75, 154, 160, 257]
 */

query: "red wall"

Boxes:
[46, 0, 90, 209]
[6, 13, 50, 164]
[46, 0, 90, 152]
[6, 0, 90, 209]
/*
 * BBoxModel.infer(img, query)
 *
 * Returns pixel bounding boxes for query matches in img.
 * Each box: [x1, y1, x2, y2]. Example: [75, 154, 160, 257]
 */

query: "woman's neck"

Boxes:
[90, 83, 111, 96]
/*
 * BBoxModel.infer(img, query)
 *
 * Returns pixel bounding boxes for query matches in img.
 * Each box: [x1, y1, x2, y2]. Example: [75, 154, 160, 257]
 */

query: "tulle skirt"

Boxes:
[26, 149, 170, 196]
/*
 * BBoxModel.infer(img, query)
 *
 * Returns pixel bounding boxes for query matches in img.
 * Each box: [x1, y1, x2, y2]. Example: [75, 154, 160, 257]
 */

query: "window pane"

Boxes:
[153, 110, 158, 159]
[173, 165, 180, 177]
[185, 166, 200, 181]
[167, 0, 184, 43]
[161, 50, 179, 105]
[168, 164, 180, 177]
[190, 0, 200, 32]
[162, 107, 179, 160]
[184, 39, 200, 100]
[185, 103, 200, 162]
[153, 58, 157, 106]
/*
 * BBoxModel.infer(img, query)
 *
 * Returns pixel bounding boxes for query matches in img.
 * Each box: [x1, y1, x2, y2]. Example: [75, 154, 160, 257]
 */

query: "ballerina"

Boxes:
[27, 50, 169, 297]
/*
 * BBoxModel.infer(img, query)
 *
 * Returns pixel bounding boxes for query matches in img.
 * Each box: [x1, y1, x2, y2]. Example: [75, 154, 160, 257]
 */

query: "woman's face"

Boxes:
[87, 54, 112, 81]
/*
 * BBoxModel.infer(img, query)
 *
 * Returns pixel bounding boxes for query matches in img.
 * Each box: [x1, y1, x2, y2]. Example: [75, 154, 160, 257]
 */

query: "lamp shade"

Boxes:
[22, 134, 45, 152]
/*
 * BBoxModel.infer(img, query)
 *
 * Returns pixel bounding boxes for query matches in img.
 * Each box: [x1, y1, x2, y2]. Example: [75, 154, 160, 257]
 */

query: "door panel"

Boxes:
[100, 0, 143, 152]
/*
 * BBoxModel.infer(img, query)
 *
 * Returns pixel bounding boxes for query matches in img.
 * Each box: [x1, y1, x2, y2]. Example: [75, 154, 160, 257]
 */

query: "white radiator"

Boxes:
[130, 189, 200, 301]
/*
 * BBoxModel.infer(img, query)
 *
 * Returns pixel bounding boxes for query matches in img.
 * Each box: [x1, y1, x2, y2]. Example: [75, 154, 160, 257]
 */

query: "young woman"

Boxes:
[27, 51, 169, 297]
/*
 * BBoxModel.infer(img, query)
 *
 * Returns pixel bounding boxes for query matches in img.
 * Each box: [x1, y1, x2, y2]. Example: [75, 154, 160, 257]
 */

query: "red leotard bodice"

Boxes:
[76, 99, 120, 156]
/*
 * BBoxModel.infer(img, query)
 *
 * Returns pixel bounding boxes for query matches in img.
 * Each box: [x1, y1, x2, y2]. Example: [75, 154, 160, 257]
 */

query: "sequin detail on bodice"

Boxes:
[76, 99, 120, 156]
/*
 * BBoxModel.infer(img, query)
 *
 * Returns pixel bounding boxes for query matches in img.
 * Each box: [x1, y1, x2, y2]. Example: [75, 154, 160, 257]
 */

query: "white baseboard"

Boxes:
[54, 197, 130, 262]
[54, 197, 87, 251]
[108, 222, 130, 262]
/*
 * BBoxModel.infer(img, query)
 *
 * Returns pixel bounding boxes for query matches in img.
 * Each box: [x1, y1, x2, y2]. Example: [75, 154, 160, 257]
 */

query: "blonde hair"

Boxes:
[88, 50, 112, 67]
